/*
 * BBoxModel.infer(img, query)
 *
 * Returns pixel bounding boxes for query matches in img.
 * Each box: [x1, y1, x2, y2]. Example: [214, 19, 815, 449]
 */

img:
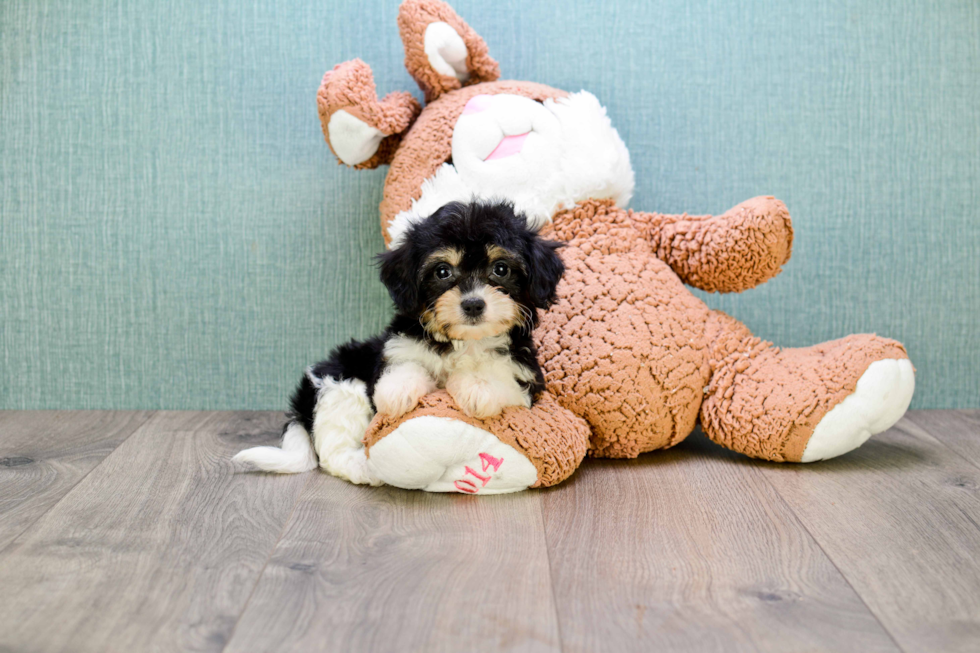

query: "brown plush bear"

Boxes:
[311, 0, 914, 494]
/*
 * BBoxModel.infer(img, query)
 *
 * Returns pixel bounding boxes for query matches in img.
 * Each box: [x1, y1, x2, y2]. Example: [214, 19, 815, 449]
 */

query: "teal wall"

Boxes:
[2, 0, 978, 410]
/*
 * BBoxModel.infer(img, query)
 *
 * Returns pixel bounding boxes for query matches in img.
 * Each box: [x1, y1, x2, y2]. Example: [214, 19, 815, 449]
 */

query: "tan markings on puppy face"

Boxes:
[420, 287, 460, 341]
[486, 245, 519, 265]
[423, 247, 463, 269]
[426, 284, 521, 341]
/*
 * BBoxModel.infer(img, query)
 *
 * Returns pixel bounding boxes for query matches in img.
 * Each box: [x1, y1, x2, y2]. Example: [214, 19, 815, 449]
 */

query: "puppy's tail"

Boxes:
[233, 421, 318, 474]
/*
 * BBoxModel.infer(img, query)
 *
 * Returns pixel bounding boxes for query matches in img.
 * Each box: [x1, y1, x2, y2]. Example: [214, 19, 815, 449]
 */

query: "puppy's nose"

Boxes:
[461, 297, 486, 318]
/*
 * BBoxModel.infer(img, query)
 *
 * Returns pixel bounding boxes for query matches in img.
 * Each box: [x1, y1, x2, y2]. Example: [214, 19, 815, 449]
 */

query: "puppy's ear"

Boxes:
[527, 236, 565, 309]
[377, 241, 419, 314]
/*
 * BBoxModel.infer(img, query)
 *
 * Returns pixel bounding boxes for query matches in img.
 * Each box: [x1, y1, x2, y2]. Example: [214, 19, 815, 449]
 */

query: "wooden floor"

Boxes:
[0, 411, 978, 652]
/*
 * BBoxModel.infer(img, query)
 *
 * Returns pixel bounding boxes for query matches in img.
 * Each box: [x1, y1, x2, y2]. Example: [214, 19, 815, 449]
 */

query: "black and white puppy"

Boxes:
[234, 201, 564, 481]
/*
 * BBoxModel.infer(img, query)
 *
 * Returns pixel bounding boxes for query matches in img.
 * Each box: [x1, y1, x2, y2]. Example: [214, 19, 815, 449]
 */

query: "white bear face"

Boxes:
[451, 94, 563, 193]
[386, 91, 636, 248]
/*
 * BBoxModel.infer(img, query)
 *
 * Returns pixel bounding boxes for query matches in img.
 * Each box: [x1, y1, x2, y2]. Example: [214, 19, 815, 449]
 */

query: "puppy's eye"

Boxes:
[434, 264, 453, 280]
[492, 262, 510, 278]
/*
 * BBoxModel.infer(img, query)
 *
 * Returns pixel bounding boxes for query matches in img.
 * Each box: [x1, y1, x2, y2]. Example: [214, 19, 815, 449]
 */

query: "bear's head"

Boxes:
[317, 0, 635, 247]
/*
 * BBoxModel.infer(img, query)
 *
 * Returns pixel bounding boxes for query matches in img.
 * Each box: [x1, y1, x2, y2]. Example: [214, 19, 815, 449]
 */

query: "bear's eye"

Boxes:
[492, 262, 510, 278]
[434, 264, 453, 280]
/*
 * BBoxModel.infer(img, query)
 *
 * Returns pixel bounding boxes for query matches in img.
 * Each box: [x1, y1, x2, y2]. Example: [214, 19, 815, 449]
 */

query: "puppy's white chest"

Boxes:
[381, 333, 536, 417]
[442, 337, 507, 378]
[383, 333, 530, 387]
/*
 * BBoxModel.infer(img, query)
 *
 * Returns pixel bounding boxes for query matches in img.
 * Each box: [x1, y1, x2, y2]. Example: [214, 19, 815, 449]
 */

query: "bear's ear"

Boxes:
[398, 0, 500, 103]
[317, 59, 422, 169]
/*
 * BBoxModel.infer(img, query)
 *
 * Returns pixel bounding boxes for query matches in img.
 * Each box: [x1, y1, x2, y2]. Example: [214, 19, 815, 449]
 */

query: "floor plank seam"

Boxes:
[220, 471, 315, 653]
[0, 411, 155, 558]
[537, 494, 566, 653]
[749, 465, 910, 653]
[904, 414, 980, 475]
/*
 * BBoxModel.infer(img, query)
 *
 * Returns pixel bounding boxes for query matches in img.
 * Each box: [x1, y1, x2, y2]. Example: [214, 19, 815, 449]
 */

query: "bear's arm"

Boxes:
[630, 196, 794, 293]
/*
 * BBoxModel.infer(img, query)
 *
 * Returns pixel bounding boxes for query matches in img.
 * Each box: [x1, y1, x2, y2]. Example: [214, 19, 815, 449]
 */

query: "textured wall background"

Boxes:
[1, 0, 977, 410]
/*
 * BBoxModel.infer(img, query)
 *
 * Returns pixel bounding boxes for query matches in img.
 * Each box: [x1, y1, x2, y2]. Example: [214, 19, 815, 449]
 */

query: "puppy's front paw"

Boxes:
[374, 390, 421, 418]
[446, 375, 511, 420]
[373, 365, 436, 418]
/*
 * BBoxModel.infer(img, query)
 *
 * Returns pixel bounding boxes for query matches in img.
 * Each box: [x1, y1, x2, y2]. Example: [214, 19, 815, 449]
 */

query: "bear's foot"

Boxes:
[367, 416, 538, 494]
[800, 357, 915, 462]
[364, 391, 589, 493]
[702, 313, 915, 463]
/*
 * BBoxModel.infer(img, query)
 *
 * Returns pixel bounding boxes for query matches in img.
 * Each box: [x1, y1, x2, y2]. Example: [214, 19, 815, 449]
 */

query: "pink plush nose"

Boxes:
[485, 133, 530, 161]
[463, 94, 493, 115]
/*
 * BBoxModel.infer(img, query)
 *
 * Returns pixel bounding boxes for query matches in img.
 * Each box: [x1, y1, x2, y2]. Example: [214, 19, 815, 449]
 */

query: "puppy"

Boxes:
[234, 201, 564, 480]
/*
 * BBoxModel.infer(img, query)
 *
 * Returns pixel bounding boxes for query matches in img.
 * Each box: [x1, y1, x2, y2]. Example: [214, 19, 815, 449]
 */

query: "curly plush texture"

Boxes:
[537, 200, 711, 457]
[364, 391, 590, 487]
[701, 311, 910, 461]
[397, 0, 501, 102]
[317, 59, 422, 169]
[630, 196, 794, 293]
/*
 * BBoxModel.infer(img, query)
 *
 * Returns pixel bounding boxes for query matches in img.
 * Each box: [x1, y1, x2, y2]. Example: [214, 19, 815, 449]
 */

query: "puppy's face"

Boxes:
[420, 243, 525, 340]
[379, 202, 564, 341]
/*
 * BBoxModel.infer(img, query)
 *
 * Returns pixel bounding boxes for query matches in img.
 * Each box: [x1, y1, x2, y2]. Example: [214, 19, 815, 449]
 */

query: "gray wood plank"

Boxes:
[224, 475, 562, 653]
[0, 410, 151, 551]
[746, 417, 980, 653]
[0, 411, 309, 653]
[906, 410, 980, 470]
[541, 438, 900, 653]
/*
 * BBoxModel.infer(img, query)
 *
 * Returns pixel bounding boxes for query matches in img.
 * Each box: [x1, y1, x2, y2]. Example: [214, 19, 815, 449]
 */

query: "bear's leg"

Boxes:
[700, 310, 915, 462]
[363, 391, 590, 493]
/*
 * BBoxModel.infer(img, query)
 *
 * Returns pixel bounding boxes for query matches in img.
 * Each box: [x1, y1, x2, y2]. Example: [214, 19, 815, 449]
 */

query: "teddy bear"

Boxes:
[312, 0, 915, 494]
